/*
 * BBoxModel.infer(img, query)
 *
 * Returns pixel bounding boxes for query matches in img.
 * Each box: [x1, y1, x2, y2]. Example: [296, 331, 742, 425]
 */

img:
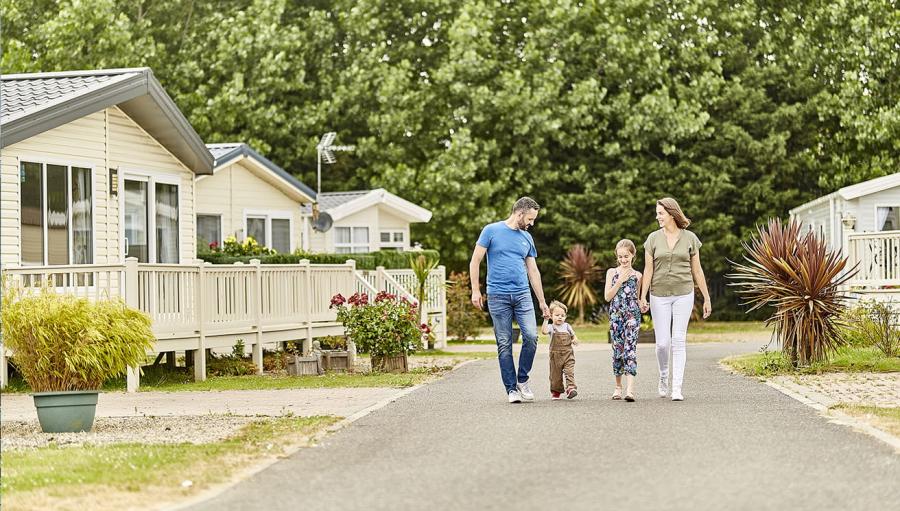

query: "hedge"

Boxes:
[196, 249, 440, 270]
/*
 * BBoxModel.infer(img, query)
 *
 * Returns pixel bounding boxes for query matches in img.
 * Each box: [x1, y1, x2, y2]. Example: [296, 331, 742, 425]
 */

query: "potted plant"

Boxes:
[331, 291, 422, 372]
[1, 283, 154, 433]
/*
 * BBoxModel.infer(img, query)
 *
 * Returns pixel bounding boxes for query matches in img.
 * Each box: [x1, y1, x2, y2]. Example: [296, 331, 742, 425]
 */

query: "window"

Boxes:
[20, 161, 93, 265]
[197, 214, 222, 248]
[247, 216, 267, 246]
[124, 176, 179, 263]
[379, 230, 406, 250]
[271, 218, 291, 254]
[335, 227, 369, 253]
[155, 183, 179, 264]
[244, 211, 293, 253]
[876, 206, 899, 231]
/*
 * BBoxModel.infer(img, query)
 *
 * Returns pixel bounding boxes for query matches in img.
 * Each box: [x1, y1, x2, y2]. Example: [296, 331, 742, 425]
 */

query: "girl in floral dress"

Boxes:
[604, 239, 642, 401]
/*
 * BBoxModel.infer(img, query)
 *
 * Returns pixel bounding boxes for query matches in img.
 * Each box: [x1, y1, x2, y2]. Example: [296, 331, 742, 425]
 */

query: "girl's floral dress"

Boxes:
[609, 272, 640, 376]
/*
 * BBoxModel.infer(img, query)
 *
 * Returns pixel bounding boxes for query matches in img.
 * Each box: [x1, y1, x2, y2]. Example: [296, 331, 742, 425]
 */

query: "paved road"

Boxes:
[187, 342, 900, 511]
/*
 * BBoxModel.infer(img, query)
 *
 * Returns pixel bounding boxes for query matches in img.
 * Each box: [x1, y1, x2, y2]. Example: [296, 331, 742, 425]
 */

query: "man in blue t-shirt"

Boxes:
[470, 197, 549, 403]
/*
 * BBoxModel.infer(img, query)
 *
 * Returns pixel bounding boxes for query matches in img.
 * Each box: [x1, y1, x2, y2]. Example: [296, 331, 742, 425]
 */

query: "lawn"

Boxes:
[1, 351, 489, 394]
[722, 346, 900, 377]
[463, 321, 770, 344]
[0, 416, 339, 511]
[833, 405, 900, 437]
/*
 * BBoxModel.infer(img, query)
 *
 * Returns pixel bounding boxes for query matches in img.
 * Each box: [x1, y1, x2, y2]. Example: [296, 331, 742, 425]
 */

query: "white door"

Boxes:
[123, 175, 180, 263]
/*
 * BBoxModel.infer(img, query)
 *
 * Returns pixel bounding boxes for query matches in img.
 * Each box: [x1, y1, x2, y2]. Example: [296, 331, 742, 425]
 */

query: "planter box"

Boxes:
[286, 354, 323, 376]
[33, 390, 99, 433]
[321, 350, 353, 373]
[371, 353, 409, 373]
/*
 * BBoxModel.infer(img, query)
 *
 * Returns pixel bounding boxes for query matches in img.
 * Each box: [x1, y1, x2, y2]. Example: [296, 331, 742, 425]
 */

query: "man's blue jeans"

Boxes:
[488, 292, 538, 393]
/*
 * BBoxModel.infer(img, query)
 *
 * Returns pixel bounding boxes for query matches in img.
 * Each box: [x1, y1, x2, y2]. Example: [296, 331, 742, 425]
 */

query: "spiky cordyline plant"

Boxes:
[557, 244, 600, 324]
[728, 218, 857, 366]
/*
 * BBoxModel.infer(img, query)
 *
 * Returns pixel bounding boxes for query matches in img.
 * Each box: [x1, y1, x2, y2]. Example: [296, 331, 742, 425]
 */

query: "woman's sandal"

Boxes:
[624, 392, 635, 402]
[612, 387, 623, 400]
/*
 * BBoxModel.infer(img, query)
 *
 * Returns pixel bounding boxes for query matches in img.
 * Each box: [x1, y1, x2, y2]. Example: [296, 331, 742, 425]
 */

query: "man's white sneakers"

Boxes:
[516, 381, 535, 402]
[508, 390, 523, 403]
[671, 388, 684, 401]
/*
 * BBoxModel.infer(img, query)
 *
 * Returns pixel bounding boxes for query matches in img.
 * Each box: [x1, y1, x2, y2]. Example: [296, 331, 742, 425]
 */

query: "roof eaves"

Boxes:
[1, 71, 148, 147]
[211, 143, 316, 201]
[144, 75, 214, 174]
[838, 172, 900, 200]
[789, 191, 840, 216]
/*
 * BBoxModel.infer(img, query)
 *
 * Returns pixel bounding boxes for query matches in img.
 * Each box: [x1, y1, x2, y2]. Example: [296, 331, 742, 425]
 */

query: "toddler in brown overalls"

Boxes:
[542, 300, 579, 400]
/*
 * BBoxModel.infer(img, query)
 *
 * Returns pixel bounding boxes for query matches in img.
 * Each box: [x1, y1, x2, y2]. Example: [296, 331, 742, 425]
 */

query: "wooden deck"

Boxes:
[1, 259, 447, 390]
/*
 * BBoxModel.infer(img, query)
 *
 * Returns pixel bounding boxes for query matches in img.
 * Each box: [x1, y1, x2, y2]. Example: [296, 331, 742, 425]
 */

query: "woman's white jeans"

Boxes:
[650, 292, 694, 391]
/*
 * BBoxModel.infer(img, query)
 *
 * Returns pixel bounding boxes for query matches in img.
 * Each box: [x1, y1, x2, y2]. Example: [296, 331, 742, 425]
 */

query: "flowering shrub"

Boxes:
[209, 235, 276, 256]
[331, 291, 422, 357]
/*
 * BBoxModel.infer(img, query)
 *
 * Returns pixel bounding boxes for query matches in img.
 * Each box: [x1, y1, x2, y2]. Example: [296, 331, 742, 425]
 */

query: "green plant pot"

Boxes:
[32, 390, 99, 433]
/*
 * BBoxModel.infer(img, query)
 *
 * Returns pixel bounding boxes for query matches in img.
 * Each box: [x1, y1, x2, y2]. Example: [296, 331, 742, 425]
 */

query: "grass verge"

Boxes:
[1, 350, 489, 394]
[2, 367, 445, 394]
[832, 405, 900, 437]
[722, 346, 900, 377]
[0, 416, 339, 511]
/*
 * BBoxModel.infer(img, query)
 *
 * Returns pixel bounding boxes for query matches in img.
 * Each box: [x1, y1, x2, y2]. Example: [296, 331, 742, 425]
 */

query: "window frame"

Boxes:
[242, 209, 294, 253]
[196, 213, 223, 248]
[334, 226, 370, 253]
[18, 159, 96, 266]
[874, 204, 900, 232]
[119, 168, 182, 264]
[378, 229, 406, 250]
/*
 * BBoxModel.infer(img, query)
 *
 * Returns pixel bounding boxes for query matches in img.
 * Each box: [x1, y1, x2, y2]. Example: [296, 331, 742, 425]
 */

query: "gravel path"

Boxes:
[1, 415, 257, 450]
[186, 342, 900, 511]
[770, 372, 900, 408]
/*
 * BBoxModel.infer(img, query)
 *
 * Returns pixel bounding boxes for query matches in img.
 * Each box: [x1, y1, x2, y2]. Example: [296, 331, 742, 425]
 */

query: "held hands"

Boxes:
[539, 301, 550, 319]
[639, 298, 650, 314]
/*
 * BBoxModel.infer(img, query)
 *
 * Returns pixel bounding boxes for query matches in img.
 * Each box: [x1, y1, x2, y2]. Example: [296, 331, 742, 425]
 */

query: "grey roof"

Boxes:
[207, 143, 316, 201]
[1, 68, 213, 174]
[301, 190, 370, 214]
[317, 191, 370, 210]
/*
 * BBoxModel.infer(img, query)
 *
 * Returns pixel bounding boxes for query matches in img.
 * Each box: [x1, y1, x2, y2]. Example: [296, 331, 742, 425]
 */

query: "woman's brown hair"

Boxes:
[657, 197, 691, 229]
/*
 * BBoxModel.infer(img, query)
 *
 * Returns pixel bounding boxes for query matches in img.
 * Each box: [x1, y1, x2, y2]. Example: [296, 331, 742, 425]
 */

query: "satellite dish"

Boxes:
[313, 211, 333, 232]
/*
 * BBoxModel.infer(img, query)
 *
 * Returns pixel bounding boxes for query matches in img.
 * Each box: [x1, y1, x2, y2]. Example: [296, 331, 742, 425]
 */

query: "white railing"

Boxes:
[355, 266, 447, 313]
[846, 230, 900, 287]
[1, 258, 448, 390]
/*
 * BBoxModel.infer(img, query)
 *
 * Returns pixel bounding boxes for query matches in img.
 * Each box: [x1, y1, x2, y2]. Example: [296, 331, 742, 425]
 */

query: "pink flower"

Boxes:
[348, 292, 369, 306]
[330, 294, 346, 308]
[375, 291, 396, 302]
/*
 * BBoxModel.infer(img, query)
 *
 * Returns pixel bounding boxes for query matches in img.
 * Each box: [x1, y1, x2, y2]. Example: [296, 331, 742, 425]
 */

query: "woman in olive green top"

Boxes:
[638, 198, 712, 402]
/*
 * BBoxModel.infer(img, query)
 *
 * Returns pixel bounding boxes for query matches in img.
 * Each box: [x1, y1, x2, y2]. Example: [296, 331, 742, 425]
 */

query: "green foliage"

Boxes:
[331, 292, 423, 357]
[1, 284, 154, 392]
[446, 271, 485, 341]
[196, 249, 440, 270]
[409, 252, 440, 315]
[843, 301, 900, 358]
[207, 340, 257, 377]
[209, 235, 276, 257]
[4, 0, 898, 318]
[724, 345, 900, 377]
